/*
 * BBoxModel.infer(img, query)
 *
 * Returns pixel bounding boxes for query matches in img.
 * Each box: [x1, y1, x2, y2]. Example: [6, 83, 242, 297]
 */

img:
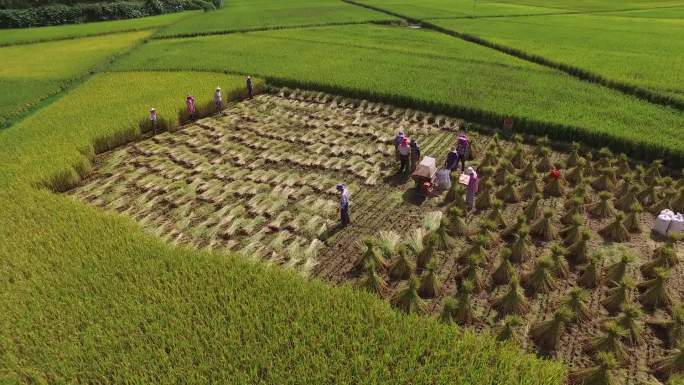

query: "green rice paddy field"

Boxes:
[1, 0, 683, 383]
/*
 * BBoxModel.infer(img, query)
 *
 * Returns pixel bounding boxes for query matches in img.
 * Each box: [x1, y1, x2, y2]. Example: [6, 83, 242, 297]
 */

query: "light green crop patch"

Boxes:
[0, 30, 151, 127]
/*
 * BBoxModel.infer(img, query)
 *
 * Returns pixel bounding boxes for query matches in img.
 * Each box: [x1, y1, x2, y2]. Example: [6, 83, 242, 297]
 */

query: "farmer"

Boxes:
[186, 95, 196, 120]
[455, 131, 470, 172]
[398, 137, 411, 175]
[445, 146, 459, 171]
[337, 183, 351, 226]
[214, 86, 222, 111]
[465, 166, 479, 211]
[410, 138, 420, 172]
[149, 108, 158, 135]
[435, 168, 451, 191]
[246, 76, 254, 98]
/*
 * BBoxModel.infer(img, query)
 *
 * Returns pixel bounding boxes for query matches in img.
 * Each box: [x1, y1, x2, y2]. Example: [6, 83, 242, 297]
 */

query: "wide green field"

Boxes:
[2, 0, 684, 383]
[0, 31, 150, 127]
[156, 0, 398, 37]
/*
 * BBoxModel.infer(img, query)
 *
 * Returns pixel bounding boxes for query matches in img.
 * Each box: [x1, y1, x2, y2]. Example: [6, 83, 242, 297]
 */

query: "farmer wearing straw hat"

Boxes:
[246, 76, 254, 98]
[149, 108, 158, 135]
[336, 183, 351, 226]
[214, 86, 222, 111]
[186, 95, 196, 120]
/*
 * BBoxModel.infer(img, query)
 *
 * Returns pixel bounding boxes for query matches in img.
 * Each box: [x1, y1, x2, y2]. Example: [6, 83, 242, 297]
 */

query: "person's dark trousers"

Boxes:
[460, 156, 466, 172]
[400, 154, 409, 174]
[248, 86, 253, 98]
[341, 204, 350, 225]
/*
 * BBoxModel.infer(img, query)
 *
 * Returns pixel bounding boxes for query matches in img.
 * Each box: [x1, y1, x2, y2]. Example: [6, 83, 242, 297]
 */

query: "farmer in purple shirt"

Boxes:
[337, 183, 351, 226]
[186, 95, 196, 120]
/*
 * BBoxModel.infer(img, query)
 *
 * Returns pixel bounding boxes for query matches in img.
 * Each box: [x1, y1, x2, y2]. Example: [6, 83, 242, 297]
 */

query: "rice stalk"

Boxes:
[524, 256, 557, 296]
[530, 307, 573, 352]
[638, 267, 673, 311]
[494, 277, 529, 316]
[392, 276, 426, 315]
[602, 278, 635, 314]
[530, 209, 557, 241]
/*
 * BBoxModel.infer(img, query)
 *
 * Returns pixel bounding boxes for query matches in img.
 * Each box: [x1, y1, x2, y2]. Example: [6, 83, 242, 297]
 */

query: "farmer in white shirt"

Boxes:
[337, 183, 351, 226]
[214, 86, 222, 111]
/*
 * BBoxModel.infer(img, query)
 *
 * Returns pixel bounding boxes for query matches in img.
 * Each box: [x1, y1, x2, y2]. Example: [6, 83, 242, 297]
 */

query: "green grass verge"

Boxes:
[154, 0, 398, 38]
[430, 13, 684, 105]
[0, 11, 194, 47]
[0, 31, 152, 128]
[110, 24, 684, 164]
[0, 70, 565, 385]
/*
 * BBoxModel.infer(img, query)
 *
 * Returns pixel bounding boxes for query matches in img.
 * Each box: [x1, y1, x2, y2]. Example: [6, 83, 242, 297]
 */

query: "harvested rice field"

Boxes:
[70, 88, 684, 384]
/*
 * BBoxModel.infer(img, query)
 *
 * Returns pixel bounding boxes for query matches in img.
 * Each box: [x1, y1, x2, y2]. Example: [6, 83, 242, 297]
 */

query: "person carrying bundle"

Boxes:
[398, 137, 411, 175]
[214, 86, 222, 111]
[336, 183, 351, 226]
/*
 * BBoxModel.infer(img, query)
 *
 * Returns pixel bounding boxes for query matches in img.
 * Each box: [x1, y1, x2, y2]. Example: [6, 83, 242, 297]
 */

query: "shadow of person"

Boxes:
[403, 187, 426, 206]
[319, 222, 346, 243]
[383, 170, 411, 186]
